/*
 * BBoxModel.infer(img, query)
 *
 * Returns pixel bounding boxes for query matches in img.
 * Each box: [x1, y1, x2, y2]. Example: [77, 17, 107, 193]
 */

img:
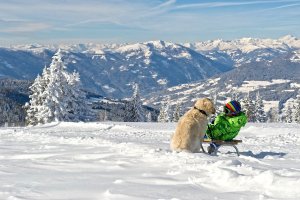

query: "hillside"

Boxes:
[1, 122, 300, 199]
[145, 52, 300, 103]
[146, 36, 300, 112]
[0, 79, 31, 126]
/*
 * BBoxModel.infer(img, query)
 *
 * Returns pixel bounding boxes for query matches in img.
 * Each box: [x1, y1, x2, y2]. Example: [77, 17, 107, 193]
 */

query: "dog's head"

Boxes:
[194, 98, 216, 116]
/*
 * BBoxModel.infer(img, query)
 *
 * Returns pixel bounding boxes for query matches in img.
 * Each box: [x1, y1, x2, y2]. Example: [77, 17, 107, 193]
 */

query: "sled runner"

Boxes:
[201, 139, 242, 156]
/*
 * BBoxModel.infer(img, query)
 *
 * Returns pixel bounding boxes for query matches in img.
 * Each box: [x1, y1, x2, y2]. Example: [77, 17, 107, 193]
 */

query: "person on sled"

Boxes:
[205, 100, 247, 154]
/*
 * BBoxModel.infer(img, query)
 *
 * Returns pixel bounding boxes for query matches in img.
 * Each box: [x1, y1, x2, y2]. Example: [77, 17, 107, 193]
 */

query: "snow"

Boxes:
[188, 36, 293, 53]
[1, 122, 300, 200]
[237, 80, 291, 92]
[173, 52, 192, 59]
[278, 35, 300, 49]
[263, 100, 279, 112]
[2, 61, 14, 69]
[290, 50, 300, 63]
[157, 79, 168, 85]
[116, 43, 150, 54]
[102, 85, 116, 93]
[291, 82, 300, 89]
[6, 35, 300, 58]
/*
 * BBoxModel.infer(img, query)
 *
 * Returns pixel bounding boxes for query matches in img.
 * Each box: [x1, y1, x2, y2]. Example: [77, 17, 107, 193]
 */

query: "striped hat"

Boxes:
[224, 100, 241, 114]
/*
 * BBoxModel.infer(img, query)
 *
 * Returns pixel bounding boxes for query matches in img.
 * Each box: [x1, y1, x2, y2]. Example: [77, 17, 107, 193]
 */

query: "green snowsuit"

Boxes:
[206, 112, 247, 141]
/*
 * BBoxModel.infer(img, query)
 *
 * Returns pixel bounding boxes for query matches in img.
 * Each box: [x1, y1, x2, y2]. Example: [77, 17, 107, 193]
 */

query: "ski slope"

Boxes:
[0, 122, 300, 200]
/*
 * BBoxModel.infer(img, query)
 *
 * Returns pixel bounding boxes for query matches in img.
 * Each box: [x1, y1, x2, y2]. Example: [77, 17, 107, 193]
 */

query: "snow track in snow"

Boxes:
[0, 122, 300, 200]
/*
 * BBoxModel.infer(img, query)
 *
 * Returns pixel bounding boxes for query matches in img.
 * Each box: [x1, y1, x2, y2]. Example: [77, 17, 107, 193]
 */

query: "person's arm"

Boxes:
[241, 112, 248, 126]
[208, 115, 229, 139]
[237, 112, 247, 127]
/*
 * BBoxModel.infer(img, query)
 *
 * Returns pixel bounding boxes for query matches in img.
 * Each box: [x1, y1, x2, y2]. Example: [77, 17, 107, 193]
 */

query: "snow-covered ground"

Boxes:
[1, 122, 300, 200]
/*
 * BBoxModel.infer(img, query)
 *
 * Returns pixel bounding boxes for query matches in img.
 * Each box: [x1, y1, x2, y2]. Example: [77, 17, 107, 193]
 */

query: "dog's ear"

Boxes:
[203, 98, 216, 115]
[194, 99, 204, 108]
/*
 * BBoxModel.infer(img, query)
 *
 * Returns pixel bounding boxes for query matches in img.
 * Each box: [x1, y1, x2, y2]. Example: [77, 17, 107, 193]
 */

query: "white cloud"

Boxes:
[174, 0, 300, 9]
[0, 0, 299, 43]
[0, 22, 51, 33]
[255, 2, 300, 12]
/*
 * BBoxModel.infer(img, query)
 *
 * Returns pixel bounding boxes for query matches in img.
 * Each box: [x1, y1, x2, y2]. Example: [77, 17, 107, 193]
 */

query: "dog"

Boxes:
[170, 98, 216, 153]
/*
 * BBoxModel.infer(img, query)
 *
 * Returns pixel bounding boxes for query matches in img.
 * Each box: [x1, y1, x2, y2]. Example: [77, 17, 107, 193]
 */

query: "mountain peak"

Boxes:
[116, 40, 180, 54]
[278, 35, 300, 49]
[187, 35, 300, 53]
[279, 34, 297, 41]
[146, 40, 166, 48]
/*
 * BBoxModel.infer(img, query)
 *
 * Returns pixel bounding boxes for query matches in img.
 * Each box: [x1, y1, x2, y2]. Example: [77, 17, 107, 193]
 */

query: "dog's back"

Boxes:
[170, 98, 215, 153]
[170, 109, 203, 152]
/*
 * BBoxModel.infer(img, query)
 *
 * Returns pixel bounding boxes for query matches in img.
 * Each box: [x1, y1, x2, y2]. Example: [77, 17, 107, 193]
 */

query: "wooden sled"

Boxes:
[201, 139, 242, 156]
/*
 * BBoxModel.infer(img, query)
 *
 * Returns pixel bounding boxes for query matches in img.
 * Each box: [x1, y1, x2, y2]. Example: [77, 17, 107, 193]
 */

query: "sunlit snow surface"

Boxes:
[1, 122, 300, 200]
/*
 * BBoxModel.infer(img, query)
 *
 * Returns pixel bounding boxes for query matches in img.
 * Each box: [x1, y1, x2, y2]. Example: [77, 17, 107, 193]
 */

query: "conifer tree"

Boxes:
[230, 90, 240, 102]
[158, 102, 170, 122]
[26, 50, 86, 124]
[285, 104, 293, 123]
[64, 71, 87, 121]
[172, 103, 182, 122]
[267, 107, 279, 123]
[124, 83, 145, 122]
[255, 92, 267, 123]
[293, 92, 300, 124]
[124, 100, 134, 122]
[242, 92, 255, 122]
[26, 75, 43, 125]
[146, 112, 152, 122]
[26, 66, 51, 125]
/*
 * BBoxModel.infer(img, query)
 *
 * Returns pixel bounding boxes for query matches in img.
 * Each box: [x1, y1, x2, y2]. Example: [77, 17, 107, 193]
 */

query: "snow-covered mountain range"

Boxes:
[0, 41, 230, 98]
[185, 35, 300, 67]
[146, 35, 300, 111]
[0, 35, 300, 109]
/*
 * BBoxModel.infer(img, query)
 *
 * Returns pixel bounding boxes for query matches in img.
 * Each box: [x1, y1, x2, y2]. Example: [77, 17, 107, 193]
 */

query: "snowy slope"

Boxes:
[1, 122, 300, 200]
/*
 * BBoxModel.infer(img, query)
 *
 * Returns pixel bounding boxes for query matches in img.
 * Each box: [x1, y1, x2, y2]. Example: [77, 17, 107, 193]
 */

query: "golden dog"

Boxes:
[170, 98, 216, 153]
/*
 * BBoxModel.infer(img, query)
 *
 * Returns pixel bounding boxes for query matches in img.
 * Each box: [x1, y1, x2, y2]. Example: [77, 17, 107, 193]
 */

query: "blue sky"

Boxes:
[0, 0, 300, 45]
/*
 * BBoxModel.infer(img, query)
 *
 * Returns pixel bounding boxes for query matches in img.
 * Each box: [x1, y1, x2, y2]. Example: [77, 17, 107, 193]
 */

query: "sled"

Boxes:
[201, 139, 242, 156]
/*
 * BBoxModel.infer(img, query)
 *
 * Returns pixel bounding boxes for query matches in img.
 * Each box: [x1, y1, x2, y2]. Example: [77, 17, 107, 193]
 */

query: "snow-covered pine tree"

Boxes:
[124, 100, 134, 122]
[249, 97, 256, 122]
[64, 71, 87, 121]
[157, 102, 170, 122]
[285, 104, 293, 123]
[230, 90, 240, 102]
[26, 75, 43, 125]
[27, 50, 87, 124]
[241, 92, 255, 122]
[38, 50, 71, 123]
[124, 83, 145, 122]
[26, 66, 50, 125]
[146, 112, 152, 122]
[293, 92, 300, 124]
[133, 83, 146, 122]
[172, 103, 181, 122]
[157, 103, 165, 122]
[255, 92, 267, 123]
[267, 107, 279, 123]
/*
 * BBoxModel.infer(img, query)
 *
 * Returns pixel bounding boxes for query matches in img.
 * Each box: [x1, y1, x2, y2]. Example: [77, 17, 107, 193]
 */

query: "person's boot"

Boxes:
[207, 144, 215, 154]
